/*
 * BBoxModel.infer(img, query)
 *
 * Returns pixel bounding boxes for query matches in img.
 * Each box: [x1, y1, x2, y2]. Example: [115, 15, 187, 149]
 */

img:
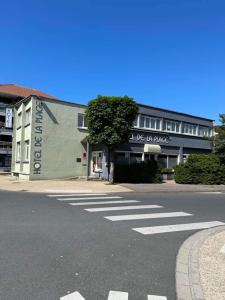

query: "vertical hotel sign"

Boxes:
[5, 107, 13, 128]
[33, 100, 43, 175]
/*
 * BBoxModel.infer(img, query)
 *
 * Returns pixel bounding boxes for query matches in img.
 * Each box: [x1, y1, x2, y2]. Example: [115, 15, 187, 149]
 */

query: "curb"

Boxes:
[176, 225, 225, 300]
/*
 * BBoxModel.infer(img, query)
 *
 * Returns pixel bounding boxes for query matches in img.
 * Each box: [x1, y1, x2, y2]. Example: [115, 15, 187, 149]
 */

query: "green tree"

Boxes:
[214, 114, 225, 164]
[86, 95, 138, 181]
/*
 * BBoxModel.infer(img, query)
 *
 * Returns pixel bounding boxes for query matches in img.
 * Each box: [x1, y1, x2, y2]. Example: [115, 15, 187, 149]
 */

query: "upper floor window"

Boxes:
[139, 115, 161, 130]
[164, 120, 180, 133]
[25, 108, 31, 126]
[133, 115, 139, 127]
[182, 123, 197, 135]
[17, 112, 22, 128]
[199, 126, 211, 137]
[78, 113, 87, 128]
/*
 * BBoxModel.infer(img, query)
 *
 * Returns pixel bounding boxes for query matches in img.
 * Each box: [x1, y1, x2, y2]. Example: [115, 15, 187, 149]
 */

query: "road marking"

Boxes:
[108, 290, 128, 300]
[45, 189, 92, 193]
[148, 295, 167, 300]
[85, 205, 163, 212]
[58, 196, 122, 201]
[48, 193, 108, 197]
[195, 192, 223, 194]
[69, 200, 139, 206]
[60, 291, 85, 300]
[220, 244, 225, 254]
[133, 221, 225, 235]
[105, 212, 192, 221]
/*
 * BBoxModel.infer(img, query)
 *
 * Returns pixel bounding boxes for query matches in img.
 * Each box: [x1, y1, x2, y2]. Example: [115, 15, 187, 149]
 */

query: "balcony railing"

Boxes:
[0, 141, 12, 150]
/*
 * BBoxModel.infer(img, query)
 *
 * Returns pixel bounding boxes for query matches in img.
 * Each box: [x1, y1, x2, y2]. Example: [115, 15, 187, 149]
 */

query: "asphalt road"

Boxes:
[0, 190, 225, 300]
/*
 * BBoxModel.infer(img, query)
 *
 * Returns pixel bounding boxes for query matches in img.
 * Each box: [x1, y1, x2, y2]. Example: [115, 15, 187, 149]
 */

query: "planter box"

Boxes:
[162, 173, 175, 180]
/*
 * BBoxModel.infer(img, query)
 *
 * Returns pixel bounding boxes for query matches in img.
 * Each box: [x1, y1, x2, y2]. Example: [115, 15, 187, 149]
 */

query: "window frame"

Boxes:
[25, 108, 31, 127]
[24, 140, 30, 161]
[77, 113, 87, 129]
[16, 142, 21, 161]
[139, 115, 161, 131]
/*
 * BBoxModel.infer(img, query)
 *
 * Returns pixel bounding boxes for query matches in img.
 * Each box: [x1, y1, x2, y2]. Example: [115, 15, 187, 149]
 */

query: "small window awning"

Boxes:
[144, 144, 161, 154]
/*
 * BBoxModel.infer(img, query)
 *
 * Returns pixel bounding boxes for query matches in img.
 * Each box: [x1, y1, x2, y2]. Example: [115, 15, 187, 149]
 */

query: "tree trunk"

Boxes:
[109, 149, 115, 184]
[107, 147, 111, 181]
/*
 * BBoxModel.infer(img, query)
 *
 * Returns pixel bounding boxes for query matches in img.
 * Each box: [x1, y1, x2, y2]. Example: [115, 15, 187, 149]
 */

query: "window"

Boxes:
[78, 113, 87, 128]
[115, 152, 128, 164]
[165, 120, 180, 133]
[16, 142, 21, 161]
[17, 112, 22, 128]
[130, 153, 142, 163]
[25, 109, 31, 126]
[182, 123, 197, 135]
[199, 126, 210, 137]
[168, 155, 178, 168]
[158, 155, 167, 168]
[24, 140, 30, 161]
[139, 115, 161, 130]
[133, 115, 139, 127]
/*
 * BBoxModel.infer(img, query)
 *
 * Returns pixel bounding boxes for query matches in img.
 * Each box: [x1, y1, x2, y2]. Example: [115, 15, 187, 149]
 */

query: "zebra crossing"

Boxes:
[48, 191, 224, 300]
[60, 290, 167, 299]
[47, 192, 225, 236]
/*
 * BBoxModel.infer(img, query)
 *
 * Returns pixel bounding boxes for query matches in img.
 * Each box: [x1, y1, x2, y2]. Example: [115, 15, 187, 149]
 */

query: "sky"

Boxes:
[0, 0, 225, 122]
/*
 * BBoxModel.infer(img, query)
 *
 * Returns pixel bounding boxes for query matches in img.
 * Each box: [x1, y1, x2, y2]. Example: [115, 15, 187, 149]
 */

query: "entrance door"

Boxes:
[91, 151, 103, 175]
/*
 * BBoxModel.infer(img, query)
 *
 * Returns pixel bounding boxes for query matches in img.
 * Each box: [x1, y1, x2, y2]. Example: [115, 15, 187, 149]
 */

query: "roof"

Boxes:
[138, 103, 214, 122]
[0, 84, 56, 99]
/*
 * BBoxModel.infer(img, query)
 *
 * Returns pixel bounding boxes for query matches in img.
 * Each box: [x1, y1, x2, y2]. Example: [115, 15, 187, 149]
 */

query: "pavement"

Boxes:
[1, 174, 225, 194]
[1, 190, 225, 299]
[0, 174, 131, 193]
[176, 226, 225, 300]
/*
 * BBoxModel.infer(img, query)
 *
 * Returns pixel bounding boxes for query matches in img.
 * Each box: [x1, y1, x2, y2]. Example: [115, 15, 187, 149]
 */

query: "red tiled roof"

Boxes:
[0, 84, 57, 99]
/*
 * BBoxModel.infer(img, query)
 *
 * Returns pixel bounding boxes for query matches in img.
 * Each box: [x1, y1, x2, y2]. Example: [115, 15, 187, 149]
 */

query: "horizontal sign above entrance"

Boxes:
[130, 132, 171, 144]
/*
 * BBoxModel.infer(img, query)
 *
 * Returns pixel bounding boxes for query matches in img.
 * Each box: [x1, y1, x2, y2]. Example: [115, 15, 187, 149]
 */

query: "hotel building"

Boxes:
[11, 95, 213, 180]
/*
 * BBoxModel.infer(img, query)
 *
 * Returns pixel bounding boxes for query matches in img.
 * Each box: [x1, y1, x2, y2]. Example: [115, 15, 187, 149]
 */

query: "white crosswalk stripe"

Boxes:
[60, 291, 85, 300]
[85, 204, 163, 212]
[58, 196, 122, 201]
[105, 212, 192, 221]
[48, 193, 108, 197]
[108, 290, 128, 300]
[69, 200, 139, 206]
[148, 295, 167, 300]
[59, 290, 167, 299]
[133, 221, 225, 235]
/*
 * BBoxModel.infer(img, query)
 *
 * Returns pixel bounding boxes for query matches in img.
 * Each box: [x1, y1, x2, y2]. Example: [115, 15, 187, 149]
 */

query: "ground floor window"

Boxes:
[158, 154, 178, 169]
[25, 140, 30, 161]
[16, 142, 21, 161]
[158, 155, 167, 168]
[130, 153, 142, 164]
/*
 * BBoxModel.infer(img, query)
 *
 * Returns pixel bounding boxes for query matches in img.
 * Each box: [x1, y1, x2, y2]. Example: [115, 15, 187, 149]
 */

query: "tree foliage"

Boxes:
[86, 95, 138, 147]
[214, 114, 225, 164]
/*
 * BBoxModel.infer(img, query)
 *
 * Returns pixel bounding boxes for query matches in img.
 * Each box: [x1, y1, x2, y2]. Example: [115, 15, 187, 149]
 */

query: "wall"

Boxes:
[29, 97, 88, 180]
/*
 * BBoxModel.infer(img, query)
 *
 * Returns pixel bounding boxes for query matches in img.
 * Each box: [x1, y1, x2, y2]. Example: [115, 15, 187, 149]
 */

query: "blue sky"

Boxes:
[0, 0, 224, 121]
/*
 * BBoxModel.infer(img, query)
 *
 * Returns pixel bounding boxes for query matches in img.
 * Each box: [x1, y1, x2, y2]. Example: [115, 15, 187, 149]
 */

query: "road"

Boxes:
[0, 190, 225, 300]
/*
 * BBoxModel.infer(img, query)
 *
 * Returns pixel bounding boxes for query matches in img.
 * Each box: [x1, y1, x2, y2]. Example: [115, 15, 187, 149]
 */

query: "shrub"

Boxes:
[174, 154, 225, 185]
[114, 160, 162, 183]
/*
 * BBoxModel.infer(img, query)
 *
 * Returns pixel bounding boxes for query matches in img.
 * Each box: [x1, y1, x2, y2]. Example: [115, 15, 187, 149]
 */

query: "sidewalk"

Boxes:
[0, 175, 131, 193]
[122, 182, 225, 193]
[176, 225, 225, 300]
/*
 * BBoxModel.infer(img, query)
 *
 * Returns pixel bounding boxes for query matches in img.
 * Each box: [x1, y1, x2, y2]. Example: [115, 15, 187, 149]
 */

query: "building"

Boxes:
[0, 84, 56, 171]
[11, 95, 213, 180]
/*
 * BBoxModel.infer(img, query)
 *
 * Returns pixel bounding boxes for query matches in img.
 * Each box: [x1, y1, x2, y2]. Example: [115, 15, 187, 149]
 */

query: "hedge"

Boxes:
[174, 154, 225, 185]
[114, 160, 162, 183]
